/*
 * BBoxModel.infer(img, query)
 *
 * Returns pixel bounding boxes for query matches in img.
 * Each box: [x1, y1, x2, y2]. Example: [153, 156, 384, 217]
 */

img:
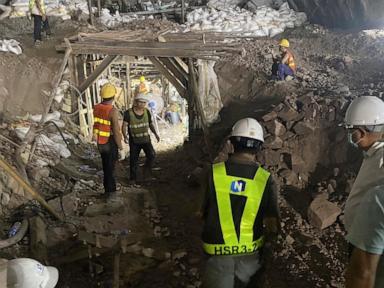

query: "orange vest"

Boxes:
[138, 83, 148, 94]
[285, 50, 296, 72]
[93, 103, 113, 145]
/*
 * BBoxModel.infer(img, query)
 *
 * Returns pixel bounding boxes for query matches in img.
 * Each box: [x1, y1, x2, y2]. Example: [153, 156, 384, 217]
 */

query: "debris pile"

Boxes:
[186, 2, 307, 37]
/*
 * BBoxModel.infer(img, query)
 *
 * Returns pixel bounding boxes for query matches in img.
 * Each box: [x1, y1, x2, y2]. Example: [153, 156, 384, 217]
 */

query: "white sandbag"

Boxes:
[29, 111, 61, 123]
[269, 27, 284, 37]
[36, 134, 71, 158]
[0, 39, 22, 55]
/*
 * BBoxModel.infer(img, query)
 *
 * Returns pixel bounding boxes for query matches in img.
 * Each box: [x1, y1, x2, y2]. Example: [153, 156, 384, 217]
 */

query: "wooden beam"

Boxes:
[78, 55, 117, 94]
[149, 57, 187, 98]
[171, 57, 189, 80]
[158, 57, 187, 86]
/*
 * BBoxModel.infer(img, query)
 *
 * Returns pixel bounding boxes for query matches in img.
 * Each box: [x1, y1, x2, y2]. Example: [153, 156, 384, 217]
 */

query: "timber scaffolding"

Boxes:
[57, 30, 242, 151]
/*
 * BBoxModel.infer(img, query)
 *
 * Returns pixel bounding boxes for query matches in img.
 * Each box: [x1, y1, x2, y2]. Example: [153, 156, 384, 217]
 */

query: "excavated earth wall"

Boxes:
[288, 0, 384, 28]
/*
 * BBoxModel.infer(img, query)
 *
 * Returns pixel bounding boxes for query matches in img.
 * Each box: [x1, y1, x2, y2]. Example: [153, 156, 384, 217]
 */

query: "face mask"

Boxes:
[347, 130, 362, 148]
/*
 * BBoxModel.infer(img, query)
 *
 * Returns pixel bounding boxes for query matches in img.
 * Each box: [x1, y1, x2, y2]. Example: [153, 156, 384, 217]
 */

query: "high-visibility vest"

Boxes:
[285, 50, 296, 72]
[128, 109, 150, 144]
[203, 162, 270, 256]
[29, 0, 46, 15]
[93, 103, 113, 145]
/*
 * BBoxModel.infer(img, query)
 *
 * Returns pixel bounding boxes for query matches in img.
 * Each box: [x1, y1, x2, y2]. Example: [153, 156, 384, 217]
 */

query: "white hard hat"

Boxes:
[231, 118, 264, 142]
[344, 96, 384, 131]
[135, 93, 149, 102]
[7, 258, 59, 288]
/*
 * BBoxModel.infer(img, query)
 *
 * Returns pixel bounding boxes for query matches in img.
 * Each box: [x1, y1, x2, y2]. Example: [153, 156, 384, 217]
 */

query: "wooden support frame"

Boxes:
[158, 57, 187, 86]
[149, 57, 187, 98]
[78, 55, 118, 94]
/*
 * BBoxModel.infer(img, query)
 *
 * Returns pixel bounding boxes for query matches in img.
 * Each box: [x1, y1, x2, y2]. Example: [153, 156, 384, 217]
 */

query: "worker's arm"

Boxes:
[122, 121, 128, 143]
[281, 53, 289, 65]
[345, 186, 384, 288]
[346, 247, 380, 288]
[148, 109, 160, 142]
[110, 108, 123, 150]
[263, 177, 280, 238]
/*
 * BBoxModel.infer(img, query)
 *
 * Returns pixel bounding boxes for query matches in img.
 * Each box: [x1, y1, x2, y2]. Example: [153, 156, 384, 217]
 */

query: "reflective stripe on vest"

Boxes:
[94, 117, 111, 126]
[128, 109, 150, 144]
[93, 103, 113, 145]
[203, 162, 270, 256]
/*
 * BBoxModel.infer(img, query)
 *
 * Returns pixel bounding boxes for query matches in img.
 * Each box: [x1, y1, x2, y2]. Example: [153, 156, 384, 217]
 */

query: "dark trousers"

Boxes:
[129, 142, 155, 181]
[98, 137, 118, 194]
[277, 64, 294, 80]
[33, 14, 51, 42]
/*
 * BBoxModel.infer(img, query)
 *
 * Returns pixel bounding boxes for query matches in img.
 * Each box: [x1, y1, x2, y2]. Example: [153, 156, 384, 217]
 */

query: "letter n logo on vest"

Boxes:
[230, 180, 246, 193]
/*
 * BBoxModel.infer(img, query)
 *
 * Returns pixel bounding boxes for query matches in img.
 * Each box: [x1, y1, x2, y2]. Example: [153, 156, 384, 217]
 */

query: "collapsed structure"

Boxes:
[0, 0, 383, 287]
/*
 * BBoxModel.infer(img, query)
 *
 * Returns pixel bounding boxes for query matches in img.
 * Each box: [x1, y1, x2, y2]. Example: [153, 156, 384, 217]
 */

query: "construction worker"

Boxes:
[136, 75, 148, 95]
[272, 39, 296, 81]
[343, 96, 384, 232]
[201, 118, 280, 288]
[345, 185, 384, 288]
[1, 258, 59, 287]
[122, 93, 160, 185]
[93, 83, 124, 199]
[29, 0, 51, 46]
[342, 96, 384, 287]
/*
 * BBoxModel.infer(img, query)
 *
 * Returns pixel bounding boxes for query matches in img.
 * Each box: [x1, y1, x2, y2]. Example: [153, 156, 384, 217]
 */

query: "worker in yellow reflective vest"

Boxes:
[201, 118, 280, 288]
[93, 83, 124, 200]
[29, 0, 51, 46]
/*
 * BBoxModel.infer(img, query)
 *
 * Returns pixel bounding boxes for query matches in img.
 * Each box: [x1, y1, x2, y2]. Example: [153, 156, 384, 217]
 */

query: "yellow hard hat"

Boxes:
[139, 76, 145, 82]
[279, 39, 290, 48]
[100, 83, 116, 99]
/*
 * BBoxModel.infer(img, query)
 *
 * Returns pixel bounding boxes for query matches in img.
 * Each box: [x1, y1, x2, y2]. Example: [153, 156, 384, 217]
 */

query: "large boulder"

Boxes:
[308, 197, 341, 229]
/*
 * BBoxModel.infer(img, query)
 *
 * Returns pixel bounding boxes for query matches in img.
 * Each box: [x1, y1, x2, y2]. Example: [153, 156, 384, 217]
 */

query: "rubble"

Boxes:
[308, 197, 342, 230]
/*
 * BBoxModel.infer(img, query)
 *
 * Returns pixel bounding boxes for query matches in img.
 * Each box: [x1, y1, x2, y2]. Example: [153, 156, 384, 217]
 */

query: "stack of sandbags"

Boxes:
[99, 8, 153, 28]
[186, 2, 307, 37]
[0, 39, 22, 55]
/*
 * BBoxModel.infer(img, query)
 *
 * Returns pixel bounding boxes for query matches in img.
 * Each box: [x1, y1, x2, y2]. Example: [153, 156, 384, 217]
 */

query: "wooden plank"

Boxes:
[158, 57, 187, 86]
[170, 57, 189, 81]
[78, 55, 117, 94]
[149, 57, 187, 99]
[29, 216, 48, 263]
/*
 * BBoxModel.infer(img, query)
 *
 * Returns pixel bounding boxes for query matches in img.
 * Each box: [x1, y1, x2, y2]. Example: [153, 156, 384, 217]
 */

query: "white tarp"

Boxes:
[197, 60, 223, 125]
[186, 2, 307, 37]
[0, 39, 22, 55]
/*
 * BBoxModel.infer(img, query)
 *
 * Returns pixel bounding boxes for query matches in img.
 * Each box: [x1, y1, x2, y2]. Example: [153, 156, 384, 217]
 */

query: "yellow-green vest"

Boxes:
[29, 0, 46, 15]
[203, 162, 270, 256]
[128, 109, 150, 144]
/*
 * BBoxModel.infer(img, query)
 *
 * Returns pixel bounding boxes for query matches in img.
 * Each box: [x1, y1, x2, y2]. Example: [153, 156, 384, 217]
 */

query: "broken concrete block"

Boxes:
[293, 121, 316, 135]
[1, 192, 10, 206]
[265, 119, 286, 137]
[308, 198, 341, 230]
[264, 136, 283, 149]
[48, 193, 79, 217]
[291, 154, 306, 173]
[278, 169, 298, 186]
[262, 111, 278, 122]
[264, 149, 281, 166]
[29, 167, 50, 184]
[278, 107, 300, 122]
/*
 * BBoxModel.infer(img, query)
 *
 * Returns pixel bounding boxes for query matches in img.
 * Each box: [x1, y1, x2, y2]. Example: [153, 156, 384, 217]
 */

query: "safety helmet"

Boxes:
[344, 96, 384, 132]
[279, 39, 290, 48]
[139, 76, 145, 83]
[135, 93, 149, 103]
[100, 83, 117, 99]
[7, 258, 59, 288]
[231, 118, 264, 142]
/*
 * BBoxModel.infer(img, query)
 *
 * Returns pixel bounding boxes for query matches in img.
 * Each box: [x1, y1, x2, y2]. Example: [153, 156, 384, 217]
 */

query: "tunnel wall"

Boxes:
[287, 0, 384, 28]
